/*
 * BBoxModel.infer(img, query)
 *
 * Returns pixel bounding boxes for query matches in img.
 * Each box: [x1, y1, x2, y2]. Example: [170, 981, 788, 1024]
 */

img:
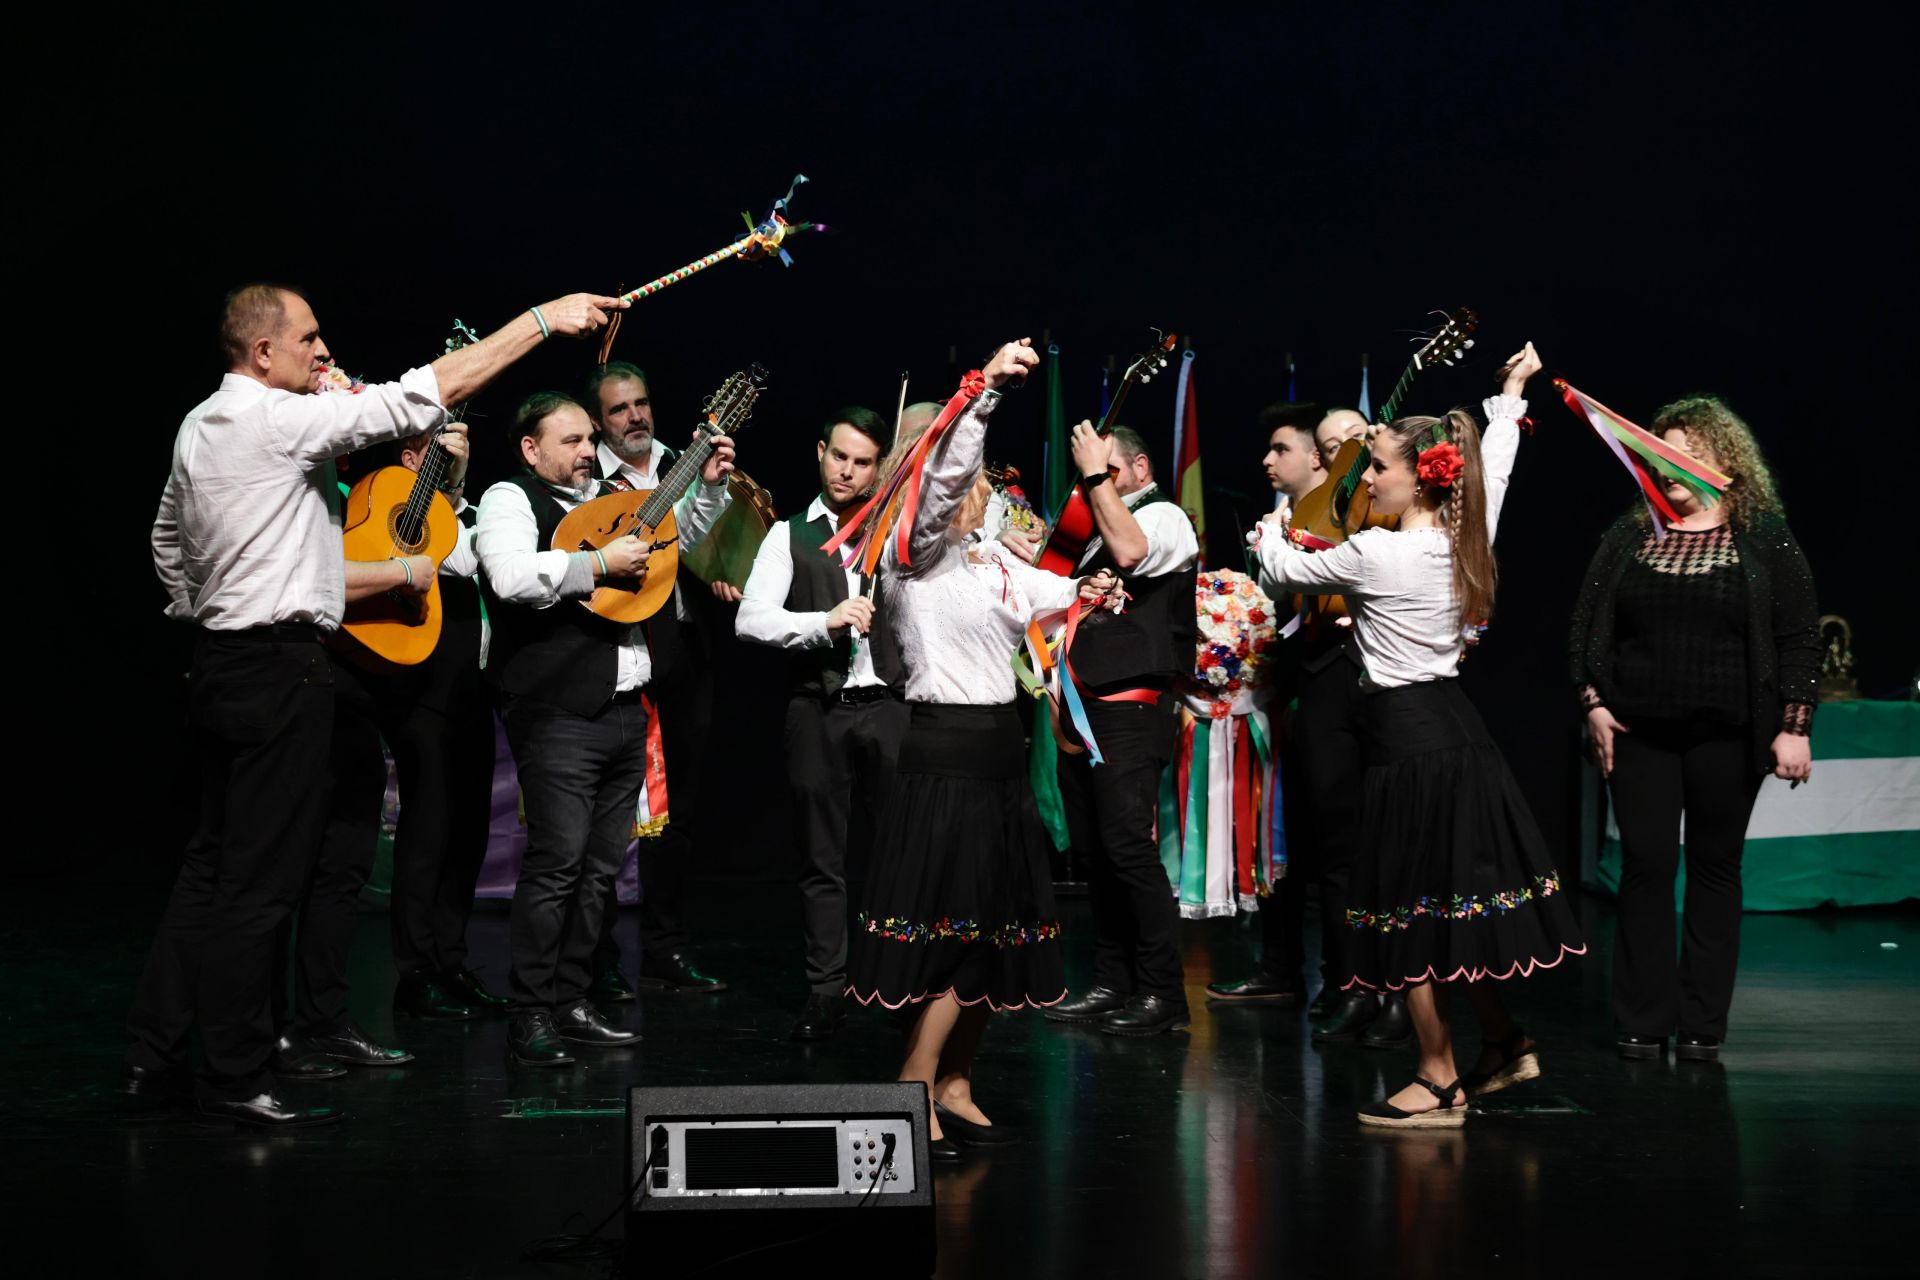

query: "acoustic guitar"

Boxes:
[337, 320, 478, 666]
[557, 364, 767, 623]
[1034, 330, 1179, 576]
[1284, 308, 1478, 627]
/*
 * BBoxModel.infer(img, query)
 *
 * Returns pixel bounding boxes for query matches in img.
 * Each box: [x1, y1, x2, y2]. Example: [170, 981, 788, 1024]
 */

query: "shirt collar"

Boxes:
[807, 493, 834, 526]
[597, 439, 673, 484]
[1123, 480, 1160, 511]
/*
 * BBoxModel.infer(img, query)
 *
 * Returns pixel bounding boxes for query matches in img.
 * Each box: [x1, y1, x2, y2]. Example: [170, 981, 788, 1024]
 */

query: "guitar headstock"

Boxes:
[445, 319, 480, 354]
[700, 364, 768, 439]
[1120, 328, 1179, 389]
[1410, 308, 1478, 372]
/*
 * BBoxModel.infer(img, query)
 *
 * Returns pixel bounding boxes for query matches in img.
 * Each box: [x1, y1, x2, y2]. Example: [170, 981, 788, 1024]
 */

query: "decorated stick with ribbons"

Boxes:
[1556, 379, 1732, 537]
[615, 174, 827, 306]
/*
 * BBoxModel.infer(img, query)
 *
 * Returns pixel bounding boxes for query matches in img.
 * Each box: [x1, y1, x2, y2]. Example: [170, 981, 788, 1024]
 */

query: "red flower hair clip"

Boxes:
[1416, 442, 1466, 488]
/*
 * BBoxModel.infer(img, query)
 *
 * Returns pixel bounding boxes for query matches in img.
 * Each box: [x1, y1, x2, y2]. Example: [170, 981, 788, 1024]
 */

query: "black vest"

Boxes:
[1068, 488, 1198, 691]
[783, 507, 904, 697]
[410, 504, 486, 712]
[480, 472, 681, 715]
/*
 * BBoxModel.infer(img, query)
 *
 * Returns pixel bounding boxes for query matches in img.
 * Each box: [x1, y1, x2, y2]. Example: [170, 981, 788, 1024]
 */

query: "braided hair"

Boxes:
[1376, 408, 1497, 627]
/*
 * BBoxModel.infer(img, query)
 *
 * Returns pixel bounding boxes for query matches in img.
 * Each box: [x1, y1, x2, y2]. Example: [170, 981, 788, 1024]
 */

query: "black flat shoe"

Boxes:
[1675, 1034, 1720, 1062]
[198, 1093, 344, 1129]
[590, 968, 637, 1004]
[791, 993, 848, 1042]
[1312, 992, 1381, 1044]
[1043, 986, 1128, 1024]
[927, 1136, 964, 1163]
[303, 1021, 415, 1067]
[1462, 1027, 1542, 1098]
[273, 1035, 350, 1081]
[507, 1011, 576, 1067]
[394, 971, 475, 1021]
[1361, 995, 1414, 1050]
[1358, 1078, 1467, 1130]
[633, 952, 729, 993]
[118, 1059, 193, 1102]
[440, 966, 509, 1013]
[1205, 969, 1307, 1005]
[1100, 994, 1191, 1037]
[934, 1101, 1021, 1147]
[554, 1000, 639, 1046]
[1617, 1034, 1666, 1061]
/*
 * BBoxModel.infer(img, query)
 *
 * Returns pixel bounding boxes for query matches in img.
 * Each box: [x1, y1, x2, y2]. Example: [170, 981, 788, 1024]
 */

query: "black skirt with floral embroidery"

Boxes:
[846, 701, 1067, 1012]
[1344, 679, 1587, 991]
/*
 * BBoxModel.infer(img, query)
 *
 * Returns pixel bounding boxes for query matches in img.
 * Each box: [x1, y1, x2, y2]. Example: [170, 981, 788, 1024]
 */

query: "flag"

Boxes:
[1357, 354, 1372, 419]
[1172, 347, 1207, 561]
[1557, 379, 1732, 538]
[1286, 351, 1297, 402]
[1041, 343, 1072, 522]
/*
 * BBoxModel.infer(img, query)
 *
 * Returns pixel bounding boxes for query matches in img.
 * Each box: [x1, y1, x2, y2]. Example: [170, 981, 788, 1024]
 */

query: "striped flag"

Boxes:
[1557, 379, 1731, 537]
[1171, 347, 1207, 561]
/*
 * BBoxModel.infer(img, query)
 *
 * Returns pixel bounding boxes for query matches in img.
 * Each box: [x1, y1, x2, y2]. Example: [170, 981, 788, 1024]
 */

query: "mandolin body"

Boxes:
[553, 489, 681, 624]
[338, 465, 459, 666]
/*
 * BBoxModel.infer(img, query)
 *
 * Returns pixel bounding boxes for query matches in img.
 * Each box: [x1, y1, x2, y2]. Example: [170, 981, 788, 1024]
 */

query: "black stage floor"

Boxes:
[7, 880, 1913, 1278]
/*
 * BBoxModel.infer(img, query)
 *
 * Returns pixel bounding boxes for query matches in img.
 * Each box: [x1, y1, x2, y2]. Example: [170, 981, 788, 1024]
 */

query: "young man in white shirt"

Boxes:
[1041, 425, 1201, 1036]
[474, 391, 733, 1067]
[736, 406, 906, 1040]
[127, 283, 621, 1128]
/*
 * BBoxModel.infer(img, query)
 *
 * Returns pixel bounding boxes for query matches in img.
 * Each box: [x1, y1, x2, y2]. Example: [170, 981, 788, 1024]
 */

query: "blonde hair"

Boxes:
[1648, 395, 1783, 529]
[872, 408, 990, 534]
[1375, 408, 1497, 627]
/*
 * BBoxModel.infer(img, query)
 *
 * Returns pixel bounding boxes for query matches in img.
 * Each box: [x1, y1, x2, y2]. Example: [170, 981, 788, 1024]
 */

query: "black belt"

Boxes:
[830, 686, 898, 706]
[205, 622, 325, 644]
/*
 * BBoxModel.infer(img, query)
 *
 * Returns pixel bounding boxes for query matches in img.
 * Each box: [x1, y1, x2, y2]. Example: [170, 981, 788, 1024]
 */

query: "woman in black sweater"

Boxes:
[1568, 395, 1819, 1063]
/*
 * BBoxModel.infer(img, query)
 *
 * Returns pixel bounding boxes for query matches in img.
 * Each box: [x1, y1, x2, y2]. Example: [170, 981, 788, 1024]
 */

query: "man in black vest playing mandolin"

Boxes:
[736, 406, 907, 1040]
[1042, 424, 1201, 1036]
[474, 391, 735, 1067]
[582, 360, 733, 999]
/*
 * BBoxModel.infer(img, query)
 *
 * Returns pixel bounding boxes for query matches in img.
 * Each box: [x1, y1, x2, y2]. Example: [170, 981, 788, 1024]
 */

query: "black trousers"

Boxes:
[503, 693, 651, 1009]
[1608, 719, 1764, 1040]
[386, 689, 496, 978]
[126, 629, 334, 1103]
[593, 661, 710, 972]
[1058, 691, 1184, 999]
[786, 693, 910, 994]
[1259, 649, 1367, 988]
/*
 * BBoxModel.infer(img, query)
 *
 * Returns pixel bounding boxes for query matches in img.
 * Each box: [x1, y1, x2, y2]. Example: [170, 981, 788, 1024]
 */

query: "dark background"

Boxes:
[27, 2, 1908, 878]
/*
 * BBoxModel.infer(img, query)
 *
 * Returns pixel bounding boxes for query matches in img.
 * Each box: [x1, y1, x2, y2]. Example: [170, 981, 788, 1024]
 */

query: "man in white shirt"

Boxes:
[580, 362, 733, 999]
[474, 390, 733, 1068]
[1040, 425, 1202, 1037]
[736, 405, 906, 1040]
[126, 282, 622, 1128]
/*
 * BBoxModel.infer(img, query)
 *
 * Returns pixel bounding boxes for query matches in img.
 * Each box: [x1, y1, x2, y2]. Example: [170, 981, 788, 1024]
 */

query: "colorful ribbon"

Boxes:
[617, 175, 826, 305]
[822, 370, 987, 575]
[1557, 379, 1732, 538]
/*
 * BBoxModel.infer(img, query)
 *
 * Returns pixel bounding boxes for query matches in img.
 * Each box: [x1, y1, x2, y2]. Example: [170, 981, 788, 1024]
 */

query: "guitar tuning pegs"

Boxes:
[1464, 339, 1475, 349]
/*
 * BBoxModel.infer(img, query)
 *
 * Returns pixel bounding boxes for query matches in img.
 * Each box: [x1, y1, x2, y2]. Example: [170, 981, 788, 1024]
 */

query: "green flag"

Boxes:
[1042, 343, 1072, 521]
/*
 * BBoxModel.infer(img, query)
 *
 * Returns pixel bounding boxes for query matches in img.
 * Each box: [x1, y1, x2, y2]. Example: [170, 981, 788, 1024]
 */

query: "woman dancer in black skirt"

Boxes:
[846, 338, 1115, 1159]
[1254, 343, 1585, 1128]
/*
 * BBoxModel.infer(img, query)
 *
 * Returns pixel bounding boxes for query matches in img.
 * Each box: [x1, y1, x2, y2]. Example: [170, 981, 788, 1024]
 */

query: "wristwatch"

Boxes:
[1081, 471, 1112, 491]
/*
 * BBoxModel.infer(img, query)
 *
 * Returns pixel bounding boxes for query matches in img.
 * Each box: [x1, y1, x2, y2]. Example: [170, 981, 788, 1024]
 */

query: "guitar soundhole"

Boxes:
[386, 507, 428, 554]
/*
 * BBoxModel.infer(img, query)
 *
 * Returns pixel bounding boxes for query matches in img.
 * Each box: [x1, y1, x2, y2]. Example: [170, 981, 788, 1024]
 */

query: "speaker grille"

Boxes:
[683, 1126, 839, 1190]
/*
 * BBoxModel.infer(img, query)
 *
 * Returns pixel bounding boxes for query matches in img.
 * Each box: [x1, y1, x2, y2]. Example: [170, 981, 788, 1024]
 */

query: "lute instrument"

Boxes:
[556, 365, 767, 623]
[336, 319, 478, 665]
[1034, 330, 1179, 576]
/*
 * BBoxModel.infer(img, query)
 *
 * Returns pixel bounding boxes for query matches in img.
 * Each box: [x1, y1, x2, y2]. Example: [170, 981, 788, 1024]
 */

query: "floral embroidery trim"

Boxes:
[1347, 874, 1563, 934]
[858, 913, 1062, 948]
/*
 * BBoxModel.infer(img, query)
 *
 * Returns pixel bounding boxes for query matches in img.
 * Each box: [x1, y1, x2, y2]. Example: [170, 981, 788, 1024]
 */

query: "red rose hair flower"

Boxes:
[1416, 442, 1466, 488]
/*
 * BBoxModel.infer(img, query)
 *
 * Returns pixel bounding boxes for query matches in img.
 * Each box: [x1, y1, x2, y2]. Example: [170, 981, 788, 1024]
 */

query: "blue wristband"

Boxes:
[529, 306, 551, 340]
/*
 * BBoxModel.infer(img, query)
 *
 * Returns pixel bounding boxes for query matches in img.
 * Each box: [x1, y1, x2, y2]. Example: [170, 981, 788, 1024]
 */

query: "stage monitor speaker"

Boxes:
[625, 1081, 935, 1278]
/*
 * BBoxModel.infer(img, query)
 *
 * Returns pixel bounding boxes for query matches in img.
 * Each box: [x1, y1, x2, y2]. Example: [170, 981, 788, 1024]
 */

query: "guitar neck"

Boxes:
[1096, 376, 1138, 436]
[1375, 358, 1423, 426]
[1333, 356, 1426, 502]
[635, 433, 717, 526]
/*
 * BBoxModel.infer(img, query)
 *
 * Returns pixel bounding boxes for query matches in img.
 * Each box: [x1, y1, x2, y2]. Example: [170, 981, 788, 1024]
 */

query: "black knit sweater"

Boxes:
[1569, 511, 1820, 773]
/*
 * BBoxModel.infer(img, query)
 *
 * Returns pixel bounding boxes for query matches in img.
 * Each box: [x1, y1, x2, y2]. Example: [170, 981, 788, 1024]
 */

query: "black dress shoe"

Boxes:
[554, 1000, 640, 1046]
[590, 968, 637, 1003]
[302, 1021, 415, 1067]
[273, 1035, 349, 1081]
[508, 1011, 576, 1067]
[1675, 1034, 1720, 1062]
[927, 1136, 964, 1163]
[1042, 986, 1128, 1024]
[118, 1059, 192, 1102]
[1205, 968, 1307, 1005]
[1617, 1034, 1667, 1061]
[1100, 994, 1192, 1037]
[934, 1101, 1021, 1147]
[1308, 987, 1335, 1020]
[198, 1093, 344, 1129]
[791, 992, 848, 1041]
[440, 967, 509, 1013]
[1312, 992, 1381, 1044]
[1361, 994, 1414, 1050]
[394, 971, 475, 1021]
[633, 953, 729, 993]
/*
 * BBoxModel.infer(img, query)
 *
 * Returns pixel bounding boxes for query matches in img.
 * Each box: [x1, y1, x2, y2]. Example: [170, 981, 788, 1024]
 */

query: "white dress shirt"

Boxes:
[886, 392, 1083, 705]
[1254, 395, 1526, 689]
[153, 367, 449, 630]
[473, 464, 729, 692]
[1076, 481, 1201, 577]
[736, 495, 884, 689]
